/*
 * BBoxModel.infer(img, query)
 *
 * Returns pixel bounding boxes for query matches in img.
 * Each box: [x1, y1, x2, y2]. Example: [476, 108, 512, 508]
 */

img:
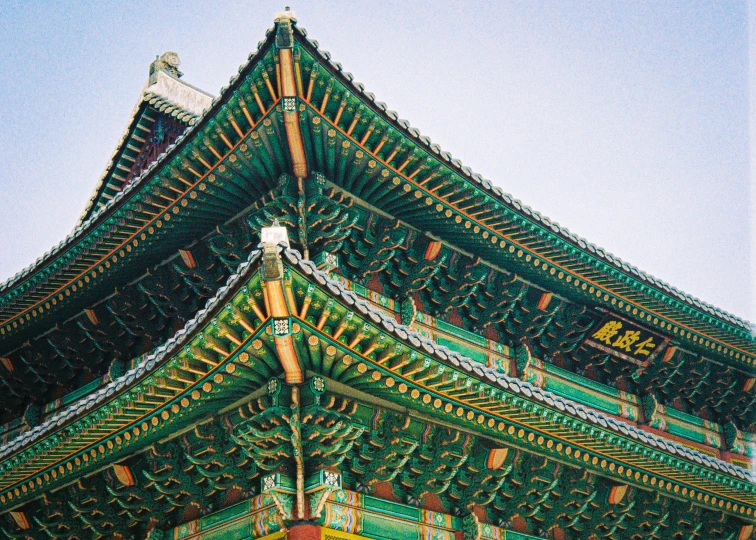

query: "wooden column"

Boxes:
[288, 523, 320, 540]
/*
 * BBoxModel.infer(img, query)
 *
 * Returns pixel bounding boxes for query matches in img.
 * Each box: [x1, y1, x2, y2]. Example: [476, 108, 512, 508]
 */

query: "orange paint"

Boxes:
[662, 345, 678, 363]
[0, 357, 13, 373]
[179, 249, 197, 269]
[608, 484, 628, 504]
[279, 48, 308, 178]
[486, 448, 509, 470]
[10, 512, 29, 530]
[537, 292, 553, 311]
[84, 308, 99, 326]
[264, 278, 303, 383]
[113, 463, 135, 486]
[424, 240, 442, 261]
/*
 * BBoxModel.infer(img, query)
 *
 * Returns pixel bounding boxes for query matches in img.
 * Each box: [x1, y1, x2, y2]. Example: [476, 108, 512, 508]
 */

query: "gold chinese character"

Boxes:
[613, 330, 640, 352]
[634, 337, 656, 356]
[592, 320, 622, 345]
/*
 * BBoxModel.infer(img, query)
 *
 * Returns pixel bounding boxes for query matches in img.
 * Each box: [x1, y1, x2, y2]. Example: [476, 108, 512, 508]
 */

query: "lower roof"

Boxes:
[0, 246, 752, 522]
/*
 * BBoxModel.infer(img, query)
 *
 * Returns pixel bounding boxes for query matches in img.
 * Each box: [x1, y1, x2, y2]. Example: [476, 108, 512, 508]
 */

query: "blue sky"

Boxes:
[0, 1, 752, 321]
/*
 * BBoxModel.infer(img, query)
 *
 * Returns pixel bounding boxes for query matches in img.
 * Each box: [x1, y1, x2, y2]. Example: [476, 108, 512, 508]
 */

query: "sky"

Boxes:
[0, 1, 752, 322]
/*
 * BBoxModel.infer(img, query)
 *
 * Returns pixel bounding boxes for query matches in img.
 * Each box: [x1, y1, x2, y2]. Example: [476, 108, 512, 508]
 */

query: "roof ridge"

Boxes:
[154, 69, 215, 99]
[76, 69, 214, 225]
[290, 23, 754, 333]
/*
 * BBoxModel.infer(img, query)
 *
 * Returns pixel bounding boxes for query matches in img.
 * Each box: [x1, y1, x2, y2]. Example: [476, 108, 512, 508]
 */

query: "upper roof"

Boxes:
[288, 19, 756, 364]
[0, 14, 753, 374]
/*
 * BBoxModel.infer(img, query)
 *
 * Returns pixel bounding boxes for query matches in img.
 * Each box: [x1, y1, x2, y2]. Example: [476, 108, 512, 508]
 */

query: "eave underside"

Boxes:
[1, 174, 753, 467]
[0, 249, 752, 540]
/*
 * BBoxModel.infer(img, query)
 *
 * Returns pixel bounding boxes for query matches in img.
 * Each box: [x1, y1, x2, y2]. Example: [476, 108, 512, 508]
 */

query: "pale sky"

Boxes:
[0, 1, 752, 322]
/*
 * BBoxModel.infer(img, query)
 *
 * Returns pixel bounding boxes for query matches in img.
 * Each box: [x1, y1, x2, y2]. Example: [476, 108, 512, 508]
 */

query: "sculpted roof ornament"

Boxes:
[149, 51, 183, 84]
[261, 220, 291, 248]
[275, 7, 296, 48]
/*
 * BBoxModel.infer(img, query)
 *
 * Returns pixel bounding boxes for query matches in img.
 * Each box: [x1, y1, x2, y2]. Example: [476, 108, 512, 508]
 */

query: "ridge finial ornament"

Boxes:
[275, 7, 296, 48]
[274, 6, 296, 22]
[261, 221, 290, 248]
[149, 51, 183, 84]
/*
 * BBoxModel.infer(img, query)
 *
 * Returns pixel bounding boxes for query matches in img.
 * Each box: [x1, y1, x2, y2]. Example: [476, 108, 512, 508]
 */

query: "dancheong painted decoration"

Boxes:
[0, 11, 753, 540]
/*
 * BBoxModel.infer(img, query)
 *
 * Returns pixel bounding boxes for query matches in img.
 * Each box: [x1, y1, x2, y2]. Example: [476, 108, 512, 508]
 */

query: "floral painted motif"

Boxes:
[324, 503, 360, 534]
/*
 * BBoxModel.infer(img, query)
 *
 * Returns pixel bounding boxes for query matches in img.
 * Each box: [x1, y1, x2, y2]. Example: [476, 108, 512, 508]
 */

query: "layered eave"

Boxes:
[288, 26, 755, 364]
[0, 247, 753, 526]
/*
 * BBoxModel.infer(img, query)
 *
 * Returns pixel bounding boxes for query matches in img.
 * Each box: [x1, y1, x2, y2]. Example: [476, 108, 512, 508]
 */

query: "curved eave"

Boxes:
[0, 27, 279, 348]
[282, 250, 756, 517]
[290, 25, 756, 367]
[281, 249, 753, 482]
[0, 246, 753, 518]
[0, 22, 751, 368]
[0, 248, 264, 501]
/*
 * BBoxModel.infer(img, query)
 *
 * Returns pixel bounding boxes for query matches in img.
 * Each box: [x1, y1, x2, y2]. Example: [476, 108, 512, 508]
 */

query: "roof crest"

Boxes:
[290, 25, 754, 336]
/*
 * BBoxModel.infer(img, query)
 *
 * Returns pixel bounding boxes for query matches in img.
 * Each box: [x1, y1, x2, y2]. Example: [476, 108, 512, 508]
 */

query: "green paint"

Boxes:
[200, 500, 252, 529]
[433, 318, 488, 348]
[363, 495, 419, 521]
[434, 334, 488, 365]
[60, 376, 107, 407]
[362, 514, 432, 540]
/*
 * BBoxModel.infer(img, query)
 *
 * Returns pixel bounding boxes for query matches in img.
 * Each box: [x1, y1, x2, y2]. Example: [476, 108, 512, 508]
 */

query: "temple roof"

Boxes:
[0, 14, 753, 537]
[295, 27, 752, 332]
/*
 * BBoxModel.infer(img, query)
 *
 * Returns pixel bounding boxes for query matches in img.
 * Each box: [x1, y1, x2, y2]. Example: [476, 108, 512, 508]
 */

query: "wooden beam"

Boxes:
[179, 248, 197, 269]
[0, 357, 13, 373]
[424, 240, 442, 261]
[537, 292, 553, 311]
[9, 512, 29, 530]
[262, 247, 303, 384]
[84, 308, 99, 325]
[279, 48, 308, 178]
[662, 345, 678, 363]
[608, 484, 629, 504]
[113, 463, 136, 486]
[486, 448, 509, 470]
